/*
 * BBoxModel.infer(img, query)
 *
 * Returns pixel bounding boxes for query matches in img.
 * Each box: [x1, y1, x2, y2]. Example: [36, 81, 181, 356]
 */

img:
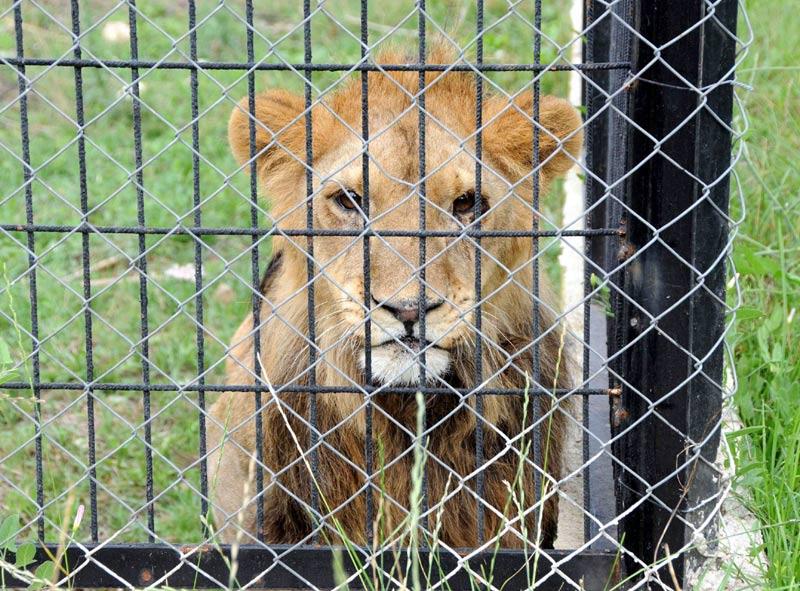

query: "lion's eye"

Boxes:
[333, 189, 362, 212]
[452, 191, 482, 217]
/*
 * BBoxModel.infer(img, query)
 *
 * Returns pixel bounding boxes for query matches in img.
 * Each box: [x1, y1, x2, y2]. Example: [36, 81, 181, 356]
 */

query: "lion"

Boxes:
[207, 46, 583, 550]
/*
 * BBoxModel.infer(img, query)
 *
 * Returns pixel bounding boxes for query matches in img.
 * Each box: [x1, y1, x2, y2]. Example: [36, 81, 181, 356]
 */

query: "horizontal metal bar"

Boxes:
[0, 381, 616, 397]
[0, 223, 621, 239]
[2, 56, 630, 73]
[1, 544, 622, 590]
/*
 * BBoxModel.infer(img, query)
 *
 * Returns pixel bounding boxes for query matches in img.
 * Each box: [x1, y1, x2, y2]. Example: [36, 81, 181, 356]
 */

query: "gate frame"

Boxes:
[604, 0, 739, 583]
[1, 0, 741, 588]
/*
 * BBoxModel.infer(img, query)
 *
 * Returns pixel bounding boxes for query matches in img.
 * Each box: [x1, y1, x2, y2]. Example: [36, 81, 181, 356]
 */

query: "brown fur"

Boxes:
[208, 46, 583, 549]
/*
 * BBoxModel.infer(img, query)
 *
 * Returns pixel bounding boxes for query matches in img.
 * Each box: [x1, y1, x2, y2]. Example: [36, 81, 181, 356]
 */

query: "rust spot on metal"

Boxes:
[623, 76, 639, 92]
[180, 544, 214, 555]
[612, 407, 630, 428]
[617, 240, 636, 261]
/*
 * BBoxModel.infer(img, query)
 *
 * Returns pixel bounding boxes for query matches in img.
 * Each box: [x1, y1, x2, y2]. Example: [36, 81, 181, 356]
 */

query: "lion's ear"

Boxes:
[485, 93, 583, 180]
[228, 90, 307, 177]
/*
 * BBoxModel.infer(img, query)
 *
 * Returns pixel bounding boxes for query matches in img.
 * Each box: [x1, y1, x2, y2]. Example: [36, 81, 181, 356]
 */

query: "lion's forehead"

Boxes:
[329, 122, 471, 173]
[316, 127, 508, 205]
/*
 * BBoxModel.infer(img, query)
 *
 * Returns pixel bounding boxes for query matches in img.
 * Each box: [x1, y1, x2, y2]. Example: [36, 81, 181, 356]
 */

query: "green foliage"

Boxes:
[0, 514, 19, 552]
[729, 2, 800, 587]
[0, 513, 55, 590]
[589, 272, 614, 318]
[0, 337, 18, 384]
[28, 561, 55, 591]
[15, 543, 36, 569]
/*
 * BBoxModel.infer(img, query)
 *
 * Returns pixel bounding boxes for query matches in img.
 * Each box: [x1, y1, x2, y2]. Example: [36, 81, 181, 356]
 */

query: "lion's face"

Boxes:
[309, 127, 524, 387]
[228, 50, 582, 388]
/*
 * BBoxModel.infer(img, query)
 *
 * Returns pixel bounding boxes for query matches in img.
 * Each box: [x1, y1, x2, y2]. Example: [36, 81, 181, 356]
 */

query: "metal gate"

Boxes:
[0, 0, 746, 589]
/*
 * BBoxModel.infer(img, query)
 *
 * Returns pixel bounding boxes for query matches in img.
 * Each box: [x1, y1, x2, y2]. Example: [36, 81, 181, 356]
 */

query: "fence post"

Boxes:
[583, 0, 612, 271]
[614, 0, 739, 584]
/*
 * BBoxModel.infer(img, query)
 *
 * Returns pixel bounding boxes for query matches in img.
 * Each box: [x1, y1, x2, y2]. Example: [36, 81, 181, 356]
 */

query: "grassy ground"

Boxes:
[0, 0, 572, 546]
[728, 2, 800, 588]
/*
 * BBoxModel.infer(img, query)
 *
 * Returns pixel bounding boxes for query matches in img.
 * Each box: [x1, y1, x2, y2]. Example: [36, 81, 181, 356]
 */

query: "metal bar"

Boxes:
[0, 381, 614, 396]
[1, 544, 621, 590]
[582, 0, 621, 551]
[683, 3, 739, 576]
[302, 0, 320, 537]
[187, 0, 208, 535]
[581, 0, 600, 547]
[584, 0, 626, 553]
[0, 224, 621, 238]
[583, 1, 613, 272]
[11, 0, 44, 542]
[616, 0, 738, 584]
[69, 0, 98, 542]
[359, 0, 373, 546]
[581, 266, 592, 542]
[531, 0, 543, 538]
[0, 57, 630, 72]
[126, 0, 155, 541]
[605, 0, 634, 558]
[244, 0, 265, 543]
[473, 0, 485, 544]
[416, 0, 429, 539]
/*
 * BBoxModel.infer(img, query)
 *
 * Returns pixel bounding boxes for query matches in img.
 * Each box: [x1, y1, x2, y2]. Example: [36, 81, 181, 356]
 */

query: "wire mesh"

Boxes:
[0, 0, 749, 589]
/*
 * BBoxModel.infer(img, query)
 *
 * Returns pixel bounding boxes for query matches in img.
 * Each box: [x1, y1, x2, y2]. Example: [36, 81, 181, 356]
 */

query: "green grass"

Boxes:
[0, 0, 574, 546]
[728, 2, 800, 588]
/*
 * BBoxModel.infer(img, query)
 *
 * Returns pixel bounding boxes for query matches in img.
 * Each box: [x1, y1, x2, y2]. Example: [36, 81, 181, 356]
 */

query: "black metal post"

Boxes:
[614, 0, 738, 584]
[583, 1, 612, 273]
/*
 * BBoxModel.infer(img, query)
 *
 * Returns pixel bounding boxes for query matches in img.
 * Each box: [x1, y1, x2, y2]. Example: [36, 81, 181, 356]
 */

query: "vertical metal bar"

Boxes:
[605, 2, 633, 525]
[187, 0, 209, 534]
[530, 0, 543, 522]
[69, 0, 98, 542]
[244, 0, 265, 543]
[617, 0, 738, 584]
[583, 0, 620, 549]
[581, 0, 596, 546]
[359, 0, 373, 545]
[473, 0, 485, 545]
[583, 1, 611, 272]
[582, 0, 624, 551]
[302, 0, 320, 536]
[12, 0, 44, 542]
[684, 3, 739, 576]
[581, 210, 592, 530]
[581, 259, 592, 529]
[126, 0, 155, 541]
[416, 0, 429, 536]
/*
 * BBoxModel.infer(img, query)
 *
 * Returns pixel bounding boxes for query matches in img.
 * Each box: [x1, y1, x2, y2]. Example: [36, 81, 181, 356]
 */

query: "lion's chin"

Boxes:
[359, 343, 450, 386]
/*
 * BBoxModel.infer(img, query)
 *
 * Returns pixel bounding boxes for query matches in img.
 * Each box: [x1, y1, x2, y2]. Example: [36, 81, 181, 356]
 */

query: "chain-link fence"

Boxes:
[0, 0, 748, 589]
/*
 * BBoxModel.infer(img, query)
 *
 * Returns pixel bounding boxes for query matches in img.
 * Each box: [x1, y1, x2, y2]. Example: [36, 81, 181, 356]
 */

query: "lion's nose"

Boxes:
[373, 297, 444, 333]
